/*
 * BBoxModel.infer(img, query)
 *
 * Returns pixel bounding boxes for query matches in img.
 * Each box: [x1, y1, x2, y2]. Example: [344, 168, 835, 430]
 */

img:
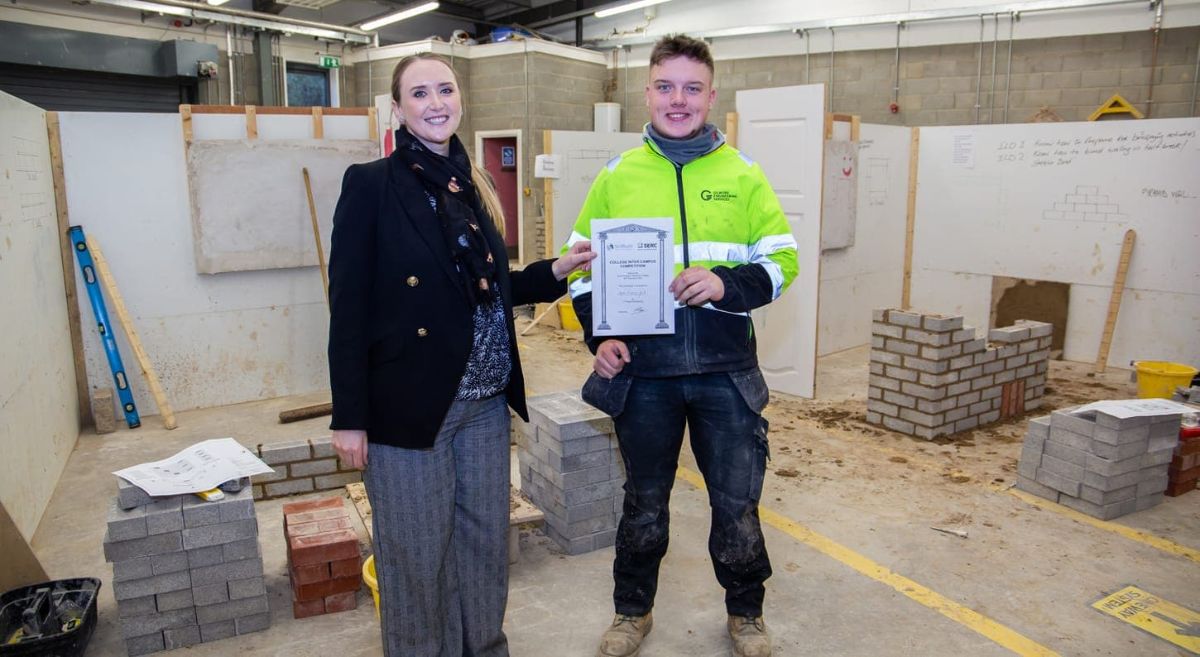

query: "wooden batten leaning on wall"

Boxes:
[179, 104, 379, 145]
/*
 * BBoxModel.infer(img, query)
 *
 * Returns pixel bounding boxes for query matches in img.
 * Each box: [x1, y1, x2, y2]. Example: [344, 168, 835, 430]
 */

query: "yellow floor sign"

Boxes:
[1092, 585, 1200, 654]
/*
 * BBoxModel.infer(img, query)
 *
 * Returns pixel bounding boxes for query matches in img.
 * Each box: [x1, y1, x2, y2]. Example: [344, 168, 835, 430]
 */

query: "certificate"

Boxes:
[591, 217, 675, 336]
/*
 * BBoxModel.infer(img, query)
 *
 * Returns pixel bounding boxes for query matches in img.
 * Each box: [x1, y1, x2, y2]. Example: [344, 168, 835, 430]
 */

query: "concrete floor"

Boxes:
[29, 325, 1200, 657]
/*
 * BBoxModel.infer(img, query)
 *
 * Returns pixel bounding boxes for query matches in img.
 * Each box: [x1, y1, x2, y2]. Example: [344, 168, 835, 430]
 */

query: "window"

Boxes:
[285, 63, 330, 107]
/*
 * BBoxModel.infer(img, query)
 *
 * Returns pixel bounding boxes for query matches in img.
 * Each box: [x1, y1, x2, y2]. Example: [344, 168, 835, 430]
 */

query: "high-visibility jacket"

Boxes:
[566, 137, 798, 377]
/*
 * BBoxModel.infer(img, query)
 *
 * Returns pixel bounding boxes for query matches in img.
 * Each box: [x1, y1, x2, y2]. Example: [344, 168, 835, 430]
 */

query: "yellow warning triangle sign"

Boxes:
[1088, 94, 1144, 121]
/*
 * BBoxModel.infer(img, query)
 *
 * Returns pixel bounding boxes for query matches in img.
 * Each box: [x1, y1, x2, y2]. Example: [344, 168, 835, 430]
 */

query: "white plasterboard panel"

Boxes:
[324, 115, 373, 141]
[544, 130, 644, 254]
[1065, 285, 1199, 368]
[909, 269, 994, 338]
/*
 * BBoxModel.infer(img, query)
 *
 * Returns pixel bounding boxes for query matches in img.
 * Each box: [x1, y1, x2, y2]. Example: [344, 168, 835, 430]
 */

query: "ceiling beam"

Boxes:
[490, 0, 614, 28]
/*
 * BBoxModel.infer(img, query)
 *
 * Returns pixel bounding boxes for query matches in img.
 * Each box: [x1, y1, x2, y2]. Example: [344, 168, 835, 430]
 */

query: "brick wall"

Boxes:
[612, 26, 1199, 129]
[251, 437, 362, 500]
[867, 309, 1051, 439]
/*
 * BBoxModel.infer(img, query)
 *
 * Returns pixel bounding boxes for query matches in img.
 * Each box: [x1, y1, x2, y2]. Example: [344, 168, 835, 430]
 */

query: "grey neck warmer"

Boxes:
[644, 122, 726, 166]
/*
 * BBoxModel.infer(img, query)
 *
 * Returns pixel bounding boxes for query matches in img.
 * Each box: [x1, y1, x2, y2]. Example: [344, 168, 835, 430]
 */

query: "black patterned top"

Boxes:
[455, 287, 511, 400]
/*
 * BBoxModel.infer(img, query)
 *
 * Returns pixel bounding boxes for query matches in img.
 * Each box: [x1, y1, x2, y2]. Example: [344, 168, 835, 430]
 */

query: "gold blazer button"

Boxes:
[417, 328, 429, 337]
[407, 276, 419, 287]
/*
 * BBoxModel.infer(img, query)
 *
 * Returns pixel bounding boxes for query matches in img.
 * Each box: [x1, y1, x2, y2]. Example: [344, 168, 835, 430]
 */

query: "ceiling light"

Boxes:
[594, 0, 670, 19]
[206, 0, 231, 5]
[359, 1, 438, 31]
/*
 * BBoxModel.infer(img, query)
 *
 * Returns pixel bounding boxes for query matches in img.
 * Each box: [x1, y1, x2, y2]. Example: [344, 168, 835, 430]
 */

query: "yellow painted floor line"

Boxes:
[1005, 487, 1200, 565]
[676, 466, 1061, 657]
[843, 435, 1199, 564]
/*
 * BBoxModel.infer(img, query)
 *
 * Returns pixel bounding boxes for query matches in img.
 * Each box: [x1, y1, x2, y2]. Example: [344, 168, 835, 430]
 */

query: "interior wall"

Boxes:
[58, 111, 332, 414]
[0, 92, 79, 541]
[482, 137, 520, 250]
[816, 123, 910, 356]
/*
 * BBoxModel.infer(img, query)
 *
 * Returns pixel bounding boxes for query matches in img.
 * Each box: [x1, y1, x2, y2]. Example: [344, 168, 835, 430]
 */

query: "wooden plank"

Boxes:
[245, 105, 257, 139]
[279, 402, 332, 423]
[188, 105, 370, 116]
[45, 112, 91, 426]
[367, 107, 378, 142]
[346, 482, 372, 540]
[725, 111, 738, 148]
[86, 236, 178, 430]
[543, 129, 554, 259]
[180, 104, 193, 145]
[850, 115, 861, 141]
[311, 106, 324, 139]
[0, 501, 48, 595]
[345, 482, 543, 544]
[303, 167, 329, 305]
[1094, 229, 1136, 373]
[902, 127, 920, 310]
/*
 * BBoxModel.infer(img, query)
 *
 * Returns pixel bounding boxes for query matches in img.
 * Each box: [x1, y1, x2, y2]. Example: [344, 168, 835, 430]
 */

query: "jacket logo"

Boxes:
[700, 189, 737, 201]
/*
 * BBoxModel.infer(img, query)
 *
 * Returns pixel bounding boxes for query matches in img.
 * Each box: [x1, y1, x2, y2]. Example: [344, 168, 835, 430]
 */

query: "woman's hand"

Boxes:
[332, 429, 369, 469]
[552, 240, 597, 281]
[594, 339, 631, 379]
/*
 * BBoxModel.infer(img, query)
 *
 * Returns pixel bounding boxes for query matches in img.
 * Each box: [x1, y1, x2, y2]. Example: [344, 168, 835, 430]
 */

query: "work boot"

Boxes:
[728, 615, 771, 657]
[596, 612, 653, 657]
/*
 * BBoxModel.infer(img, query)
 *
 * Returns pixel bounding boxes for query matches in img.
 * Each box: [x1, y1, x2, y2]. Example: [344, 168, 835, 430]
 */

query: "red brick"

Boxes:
[281, 496, 344, 517]
[1165, 478, 1198, 497]
[286, 516, 352, 540]
[291, 562, 331, 585]
[286, 507, 348, 526]
[288, 529, 359, 566]
[293, 597, 326, 619]
[330, 556, 361, 579]
[324, 591, 358, 613]
[1168, 462, 1200, 480]
[1177, 438, 1200, 457]
[292, 575, 361, 601]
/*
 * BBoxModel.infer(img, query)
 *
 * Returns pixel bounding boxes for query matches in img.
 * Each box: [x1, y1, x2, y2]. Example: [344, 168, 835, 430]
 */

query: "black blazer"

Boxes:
[327, 150, 566, 449]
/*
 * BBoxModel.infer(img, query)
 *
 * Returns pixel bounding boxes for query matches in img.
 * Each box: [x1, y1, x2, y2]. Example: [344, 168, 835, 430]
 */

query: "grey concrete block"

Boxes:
[954, 416, 980, 432]
[1142, 447, 1175, 468]
[107, 500, 149, 541]
[865, 411, 883, 424]
[1017, 448, 1041, 479]
[922, 315, 963, 332]
[182, 519, 258, 550]
[1093, 423, 1149, 446]
[1079, 484, 1136, 506]
[872, 322, 904, 338]
[983, 360, 1005, 375]
[125, 632, 165, 656]
[871, 350, 902, 366]
[980, 385, 1003, 401]
[949, 354, 974, 370]
[259, 439, 312, 465]
[223, 537, 262, 562]
[869, 374, 901, 392]
[104, 531, 183, 563]
[200, 619, 236, 642]
[182, 495, 222, 528]
[887, 310, 922, 327]
[1083, 468, 1142, 492]
[120, 607, 196, 639]
[310, 435, 337, 458]
[969, 376, 994, 393]
[885, 365, 919, 383]
[291, 458, 339, 477]
[228, 576, 266, 600]
[904, 327, 952, 346]
[314, 472, 363, 489]
[921, 343, 963, 360]
[1050, 409, 1096, 437]
[527, 391, 616, 440]
[218, 488, 256, 523]
[1044, 440, 1087, 466]
[1091, 437, 1148, 461]
[564, 480, 623, 506]
[187, 545, 224, 569]
[117, 595, 158, 619]
[989, 326, 1031, 342]
[883, 391, 917, 408]
[1015, 320, 1053, 338]
[155, 588, 193, 612]
[195, 594, 269, 625]
[946, 381, 971, 396]
[1035, 465, 1082, 497]
[113, 570, 191, 601]
[1060, 494, 1136, 520]
[885, 340, 918, 356]
[117, 478, 156, 510]
[236, 612, 271, 635]
[163, 624, 201, 649]
[143, 498, 183, 535]
[1016, 475, 1060, 501]
[192, 582, 229, 607]
[251, 465, 287, 484]
[190, 556, 264, 588]
[902, 382, 947, 401]
[945, 406, 969, 423]
[1137, 472, 1169, 496]
[917, 398, 954, 414]
[1028, 416, 1051, 440]
[882, 416, 916, 434]
[979, 410, 1001, 425]
[872, 308, 888, 322]
[264, 478, 315, 497]
[252, 485, 264, 500]
[903, 356, 950, 374]
[1085, 453, 1143, 477]
[994, 369, 1016, 384]
[150, 552, 189, 576]
[1148, 430, 1180, 452]
[1094, 411, 1151, 430]
[951, 327, 976, 343]
[113, 557, 154, 583]
[962, 338, 986, 354]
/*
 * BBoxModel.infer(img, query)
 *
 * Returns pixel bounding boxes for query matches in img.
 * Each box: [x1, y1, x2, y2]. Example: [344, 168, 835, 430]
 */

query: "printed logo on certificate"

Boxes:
[590, 217, 675, 336]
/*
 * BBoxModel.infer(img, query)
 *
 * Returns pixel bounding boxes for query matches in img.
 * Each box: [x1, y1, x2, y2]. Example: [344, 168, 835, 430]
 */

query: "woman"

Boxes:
[326, 53, 594, 657]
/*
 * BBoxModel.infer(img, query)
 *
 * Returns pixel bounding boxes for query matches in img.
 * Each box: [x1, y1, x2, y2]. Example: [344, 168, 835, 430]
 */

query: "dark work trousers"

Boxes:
[611, 371, 772, 618]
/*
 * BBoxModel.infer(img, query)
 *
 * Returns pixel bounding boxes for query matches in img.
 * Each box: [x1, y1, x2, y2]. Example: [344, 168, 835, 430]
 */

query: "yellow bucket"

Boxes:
[1134, 361, 1198, 399]
[558, 300, 582, 331]
[363, 555, 379, 619]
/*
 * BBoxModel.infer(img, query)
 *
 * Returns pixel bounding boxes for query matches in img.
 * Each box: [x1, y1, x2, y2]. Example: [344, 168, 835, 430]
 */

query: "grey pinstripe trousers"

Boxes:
[363, 395, 511, 657]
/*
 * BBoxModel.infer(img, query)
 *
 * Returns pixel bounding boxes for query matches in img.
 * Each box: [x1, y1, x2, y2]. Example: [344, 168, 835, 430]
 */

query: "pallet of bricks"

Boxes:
[1168, 386, 1200, 496]
[283, 496, 363, 618]
[1016, 407, 1183, 519]
[104, 478, 268, 656]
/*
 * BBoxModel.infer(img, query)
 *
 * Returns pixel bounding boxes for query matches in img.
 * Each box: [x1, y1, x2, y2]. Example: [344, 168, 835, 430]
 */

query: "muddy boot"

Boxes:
[728, 615, 771, 657]
[596, 613, 653, 657]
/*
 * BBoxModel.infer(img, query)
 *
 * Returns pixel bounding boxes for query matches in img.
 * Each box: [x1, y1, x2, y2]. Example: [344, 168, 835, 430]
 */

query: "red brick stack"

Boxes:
[1166, 429, 1200, 497]
[282, 497, 362, 618]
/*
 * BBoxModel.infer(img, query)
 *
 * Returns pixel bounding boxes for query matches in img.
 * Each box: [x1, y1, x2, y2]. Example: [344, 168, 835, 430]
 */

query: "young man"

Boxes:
[565, 34, 798, 657]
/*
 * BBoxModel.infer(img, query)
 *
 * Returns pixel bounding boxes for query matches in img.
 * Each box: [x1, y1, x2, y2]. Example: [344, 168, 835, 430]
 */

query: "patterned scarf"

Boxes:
[394, 126, 497, 307]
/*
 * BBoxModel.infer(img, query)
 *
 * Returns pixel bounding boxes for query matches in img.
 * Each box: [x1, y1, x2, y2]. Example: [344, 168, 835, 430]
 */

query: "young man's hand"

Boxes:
[594, 339, 631, 379]
[670, 267, 724, 305]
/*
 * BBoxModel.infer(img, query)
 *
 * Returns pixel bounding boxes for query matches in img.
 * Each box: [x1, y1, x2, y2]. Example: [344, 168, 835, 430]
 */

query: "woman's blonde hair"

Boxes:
[391, 53, 506, 238]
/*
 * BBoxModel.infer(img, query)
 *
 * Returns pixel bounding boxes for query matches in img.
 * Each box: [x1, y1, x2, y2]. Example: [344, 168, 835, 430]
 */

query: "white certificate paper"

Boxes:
[113, 437, 274, 496]
[591, 217, 675, 336]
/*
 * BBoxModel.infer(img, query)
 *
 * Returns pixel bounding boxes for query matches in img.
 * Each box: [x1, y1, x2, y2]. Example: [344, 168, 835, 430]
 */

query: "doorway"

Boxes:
[475, 130, 522, 263]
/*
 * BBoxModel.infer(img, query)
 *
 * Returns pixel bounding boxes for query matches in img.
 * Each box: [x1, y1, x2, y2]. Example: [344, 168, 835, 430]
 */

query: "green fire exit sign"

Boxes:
[320, 55, 341, 69]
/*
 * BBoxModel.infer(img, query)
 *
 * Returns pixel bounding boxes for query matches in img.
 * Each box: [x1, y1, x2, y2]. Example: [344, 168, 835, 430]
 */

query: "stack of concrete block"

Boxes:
[517, 391, 624, 555]
[867, 309, 1052, 440]
[104, 486, 268, 656]
[283, 497, 361, 618]
[1167, 432, 1200, 497]
[253, 436, 362, 500]
[1016, 408, 1181, 519]
[1171, 386, 1200, 404]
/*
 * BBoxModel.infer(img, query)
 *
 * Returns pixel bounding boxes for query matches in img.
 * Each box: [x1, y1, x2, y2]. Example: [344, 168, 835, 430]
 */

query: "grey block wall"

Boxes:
[612, 26, 1200, 129]
[104, 486, 269, 655]
[518, 391, 624, 555]
[867, 309, 1051, 439]
[251, 436, 362, 500]
[1016, 408, 1181, 519]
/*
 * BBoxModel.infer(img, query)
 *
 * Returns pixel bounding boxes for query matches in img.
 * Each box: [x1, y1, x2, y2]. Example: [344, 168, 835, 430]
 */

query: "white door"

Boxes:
[736, 84, 825, 399]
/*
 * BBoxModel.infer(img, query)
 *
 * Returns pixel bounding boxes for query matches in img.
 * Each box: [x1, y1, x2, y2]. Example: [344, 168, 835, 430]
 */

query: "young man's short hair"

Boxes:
[649, 34, 714, 75]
